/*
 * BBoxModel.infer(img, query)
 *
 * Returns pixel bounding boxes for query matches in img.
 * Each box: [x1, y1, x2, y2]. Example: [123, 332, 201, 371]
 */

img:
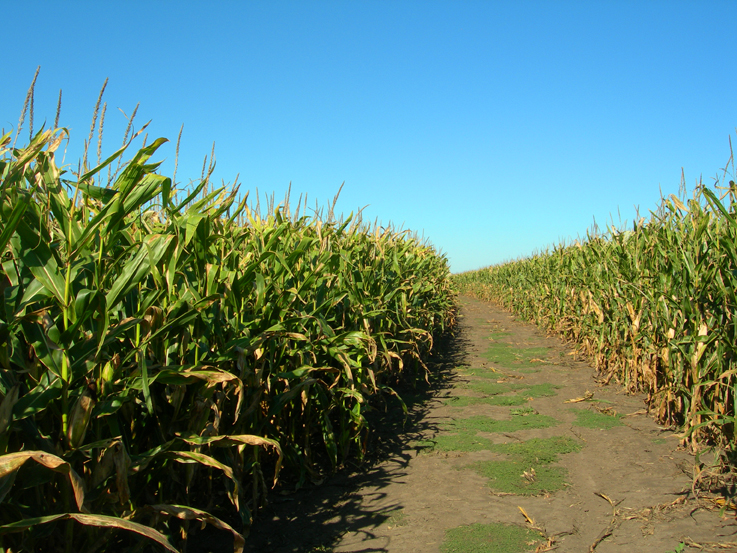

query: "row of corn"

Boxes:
[0, 125, 455, 552]
[454, 160, 736, 460]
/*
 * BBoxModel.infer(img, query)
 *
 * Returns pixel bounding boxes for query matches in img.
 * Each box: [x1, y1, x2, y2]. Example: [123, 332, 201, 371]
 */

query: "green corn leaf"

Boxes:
[11, 220, 66, 305]
[11, 372, 62, 421]
[0, 197, 29, 255]
[106, 234, 174, 309]
[75, 180, 118, 203]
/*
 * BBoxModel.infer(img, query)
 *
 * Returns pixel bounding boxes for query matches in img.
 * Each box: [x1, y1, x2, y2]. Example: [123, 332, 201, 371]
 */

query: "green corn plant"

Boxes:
[0, 92, 456, 551]
[0, 126, 288, 552]
[454, 138, 737, 466]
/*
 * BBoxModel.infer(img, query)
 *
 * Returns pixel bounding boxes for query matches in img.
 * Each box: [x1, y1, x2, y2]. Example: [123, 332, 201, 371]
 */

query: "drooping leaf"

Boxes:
[146, 504, 245, 553]
[0, 450, 86, 511]
[0, 513, 178, 552]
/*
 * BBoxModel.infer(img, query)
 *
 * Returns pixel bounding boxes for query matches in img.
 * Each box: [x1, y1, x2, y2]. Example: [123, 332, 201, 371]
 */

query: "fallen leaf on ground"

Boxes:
[564, 391, 594, 403]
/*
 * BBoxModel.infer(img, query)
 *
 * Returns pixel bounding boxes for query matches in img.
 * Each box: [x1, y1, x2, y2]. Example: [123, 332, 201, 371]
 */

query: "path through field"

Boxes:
[244, 296, 736, 553]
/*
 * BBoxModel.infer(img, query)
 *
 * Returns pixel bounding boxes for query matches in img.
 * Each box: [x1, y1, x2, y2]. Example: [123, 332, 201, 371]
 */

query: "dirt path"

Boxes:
[244, 296, 736, 553]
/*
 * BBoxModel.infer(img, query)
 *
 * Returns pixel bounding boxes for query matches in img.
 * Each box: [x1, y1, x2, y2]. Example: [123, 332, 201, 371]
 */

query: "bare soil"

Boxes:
[239, 296, 737, 553]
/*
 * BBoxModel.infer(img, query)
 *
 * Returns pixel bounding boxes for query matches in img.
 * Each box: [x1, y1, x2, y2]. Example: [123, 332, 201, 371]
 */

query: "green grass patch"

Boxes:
[523, 383, 560, 398]
[426, 413, 558, 452]
[454, 381, 560, 409]
[492, 436, 582, 464]
[464, 380, 527, 396]
[466, 436, 582, 495]
[445, 415, 558, 435]
[571, 408, 623, 429]
[424, 413, 560, 453]
[444, 395, 529, 408]
[441, 523, 543, 553]
[458, 367, 504, 378]
[483, 343, 551, 370]
[468, 460, 571, 495]
[510, 406, 536, 416]
[427, 431, 494, 452]
[381, 508, 408, 529]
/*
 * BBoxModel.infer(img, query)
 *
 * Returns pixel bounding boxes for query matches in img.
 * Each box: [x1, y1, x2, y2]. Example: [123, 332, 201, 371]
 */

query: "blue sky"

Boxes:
[3, 1, 737, 273]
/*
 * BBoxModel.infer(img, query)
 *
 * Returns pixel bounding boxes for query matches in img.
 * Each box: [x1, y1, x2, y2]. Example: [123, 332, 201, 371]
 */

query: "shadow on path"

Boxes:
[231, 324, 470, 553]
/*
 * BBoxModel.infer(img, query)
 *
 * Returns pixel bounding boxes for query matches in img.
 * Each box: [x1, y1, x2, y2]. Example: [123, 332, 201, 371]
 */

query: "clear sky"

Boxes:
[3, 1, 736, 273]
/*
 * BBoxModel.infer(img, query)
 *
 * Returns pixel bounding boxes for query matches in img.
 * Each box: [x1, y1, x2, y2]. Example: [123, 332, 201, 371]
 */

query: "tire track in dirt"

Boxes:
[245, 296, 735, 553]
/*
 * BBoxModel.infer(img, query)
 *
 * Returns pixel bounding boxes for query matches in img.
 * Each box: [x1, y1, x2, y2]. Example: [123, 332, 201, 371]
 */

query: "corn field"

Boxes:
[0, 109, 455, 550]
[454, 148, 737, 465]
